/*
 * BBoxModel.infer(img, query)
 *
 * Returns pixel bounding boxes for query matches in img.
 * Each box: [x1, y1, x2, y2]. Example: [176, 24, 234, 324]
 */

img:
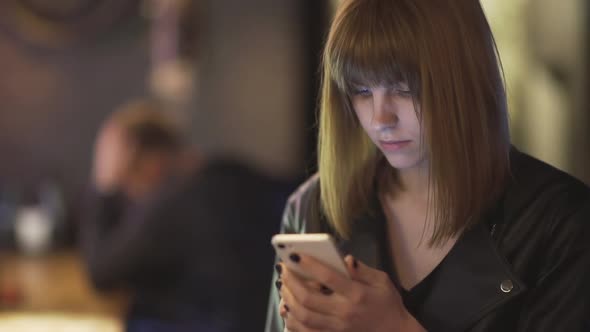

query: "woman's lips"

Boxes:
[378, 140, 411, 152]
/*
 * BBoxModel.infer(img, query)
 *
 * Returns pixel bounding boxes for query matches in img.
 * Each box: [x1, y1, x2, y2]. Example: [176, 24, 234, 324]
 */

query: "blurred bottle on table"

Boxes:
[14, 179, 66, 255]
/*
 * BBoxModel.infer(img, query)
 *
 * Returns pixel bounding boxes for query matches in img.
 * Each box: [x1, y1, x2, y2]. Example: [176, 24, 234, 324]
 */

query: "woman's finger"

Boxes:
[281, 283, 343, 330]
[344, 255, 392, 287]
[282, 266, 342, 315]
[287, 253, 355, 298]
[279, 299, 287, 319]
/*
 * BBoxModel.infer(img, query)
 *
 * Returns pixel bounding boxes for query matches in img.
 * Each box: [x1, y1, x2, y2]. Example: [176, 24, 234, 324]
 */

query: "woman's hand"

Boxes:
[277, 254, 425, 332]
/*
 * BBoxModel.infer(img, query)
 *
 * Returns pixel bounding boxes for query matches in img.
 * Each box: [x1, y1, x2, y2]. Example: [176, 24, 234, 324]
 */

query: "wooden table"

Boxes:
[0, 250, 128, 330]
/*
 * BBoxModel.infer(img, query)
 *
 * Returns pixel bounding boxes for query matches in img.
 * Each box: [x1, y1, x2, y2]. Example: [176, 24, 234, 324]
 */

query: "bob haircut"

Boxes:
[318, 0, 511, 246]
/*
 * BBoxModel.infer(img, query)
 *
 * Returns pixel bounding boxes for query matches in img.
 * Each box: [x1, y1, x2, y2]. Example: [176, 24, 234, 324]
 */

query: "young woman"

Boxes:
[266, 0, 590, 331]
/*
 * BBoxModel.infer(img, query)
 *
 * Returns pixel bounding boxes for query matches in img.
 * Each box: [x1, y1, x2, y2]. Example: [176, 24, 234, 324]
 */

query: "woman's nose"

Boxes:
[371, 92, 398, 129]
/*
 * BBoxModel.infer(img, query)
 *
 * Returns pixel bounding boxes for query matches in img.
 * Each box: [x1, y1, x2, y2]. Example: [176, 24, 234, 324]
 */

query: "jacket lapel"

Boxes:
[338, 211, 526, 332]
[415, 222, 526, 331]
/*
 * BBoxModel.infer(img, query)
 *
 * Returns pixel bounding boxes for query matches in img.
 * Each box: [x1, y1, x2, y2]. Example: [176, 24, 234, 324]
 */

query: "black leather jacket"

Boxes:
[265, 149, 590, 331]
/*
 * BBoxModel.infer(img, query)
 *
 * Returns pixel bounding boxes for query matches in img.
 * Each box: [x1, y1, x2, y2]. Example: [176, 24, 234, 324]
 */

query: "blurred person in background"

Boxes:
[81, 99, 286, 332]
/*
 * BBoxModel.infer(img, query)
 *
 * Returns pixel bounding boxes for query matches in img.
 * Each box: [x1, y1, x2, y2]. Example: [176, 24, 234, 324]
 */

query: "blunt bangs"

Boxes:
[325, 0, 420, 97]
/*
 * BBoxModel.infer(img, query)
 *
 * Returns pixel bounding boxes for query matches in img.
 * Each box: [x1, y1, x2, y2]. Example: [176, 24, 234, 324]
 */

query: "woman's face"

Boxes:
[350, 82, 428, 171]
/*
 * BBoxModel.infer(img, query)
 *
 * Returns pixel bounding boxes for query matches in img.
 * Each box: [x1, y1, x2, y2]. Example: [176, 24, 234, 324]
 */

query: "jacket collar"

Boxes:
[336, 201, 527, 332]
[414, 221, 526, 331]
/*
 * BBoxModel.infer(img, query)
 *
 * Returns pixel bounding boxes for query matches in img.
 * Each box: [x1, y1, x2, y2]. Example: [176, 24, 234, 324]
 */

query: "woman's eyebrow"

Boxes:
[349, 81, 368, 87]
[348, 80, 410, 89]
[390, 81, 409, 88]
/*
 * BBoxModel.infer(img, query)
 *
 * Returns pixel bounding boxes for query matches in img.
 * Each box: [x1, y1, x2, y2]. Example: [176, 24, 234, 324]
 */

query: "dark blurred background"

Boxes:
[0, 0, 587, 330]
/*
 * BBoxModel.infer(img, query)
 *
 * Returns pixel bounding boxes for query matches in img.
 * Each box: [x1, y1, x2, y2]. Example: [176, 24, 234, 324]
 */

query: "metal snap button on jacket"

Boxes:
[500, 279, 514, 293]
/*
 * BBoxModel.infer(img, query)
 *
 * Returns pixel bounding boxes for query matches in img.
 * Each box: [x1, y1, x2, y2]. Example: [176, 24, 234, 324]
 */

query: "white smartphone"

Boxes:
[271, 233, 350, 279]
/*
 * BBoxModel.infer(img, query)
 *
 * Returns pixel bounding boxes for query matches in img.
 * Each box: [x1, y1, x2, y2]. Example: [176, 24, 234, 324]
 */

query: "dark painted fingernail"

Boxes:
[320, 284, 333, 295]
[275, 263, 282, 275]
[284, 304, 290, 312]
[289, 253, 300, 263]
[353, 258, 358, 269]
[275, 280, 282, 290]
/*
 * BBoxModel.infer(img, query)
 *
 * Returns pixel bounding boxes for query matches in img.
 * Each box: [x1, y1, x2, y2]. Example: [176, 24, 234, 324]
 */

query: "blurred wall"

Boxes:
[0, 16, 149, 202]
[194, 0, 306, 180]
[482, 0, 589, 183]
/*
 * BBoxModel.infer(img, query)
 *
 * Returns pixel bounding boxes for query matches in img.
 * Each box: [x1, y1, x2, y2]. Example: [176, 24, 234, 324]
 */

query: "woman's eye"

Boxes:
[353, 88, 371, 96]
[391, 87, 412, 97]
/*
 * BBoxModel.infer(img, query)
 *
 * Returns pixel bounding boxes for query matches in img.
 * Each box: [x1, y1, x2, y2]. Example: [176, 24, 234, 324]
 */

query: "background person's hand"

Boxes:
[92, 122, 133, 193]
[278, 254, 425, 332]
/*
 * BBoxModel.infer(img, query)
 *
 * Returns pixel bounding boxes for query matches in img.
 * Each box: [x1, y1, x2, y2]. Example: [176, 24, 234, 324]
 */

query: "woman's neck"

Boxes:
[382, 164, 431, 201]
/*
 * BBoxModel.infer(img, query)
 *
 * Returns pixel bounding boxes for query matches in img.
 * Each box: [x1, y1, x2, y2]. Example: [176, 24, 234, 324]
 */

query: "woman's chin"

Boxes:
[384, 155, 427, 171]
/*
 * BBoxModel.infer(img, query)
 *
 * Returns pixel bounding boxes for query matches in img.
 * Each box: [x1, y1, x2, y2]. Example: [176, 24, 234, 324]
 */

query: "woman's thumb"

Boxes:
[344, 255, 378, 284]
